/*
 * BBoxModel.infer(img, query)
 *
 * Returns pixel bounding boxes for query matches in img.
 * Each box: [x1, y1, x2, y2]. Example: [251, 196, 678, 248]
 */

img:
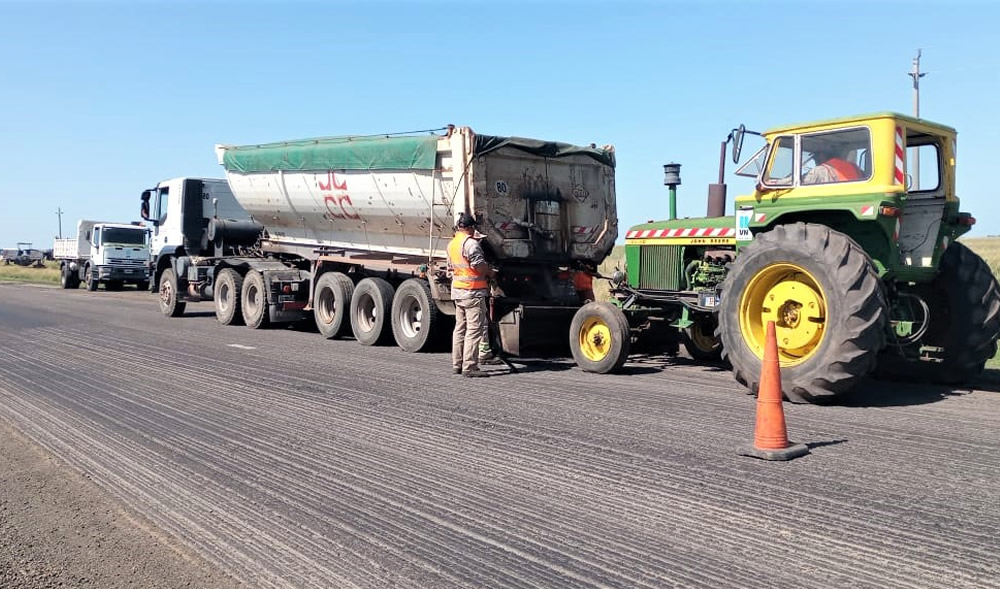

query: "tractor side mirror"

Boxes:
[732, 124, 746, 164]
[140, 190, 152, 221]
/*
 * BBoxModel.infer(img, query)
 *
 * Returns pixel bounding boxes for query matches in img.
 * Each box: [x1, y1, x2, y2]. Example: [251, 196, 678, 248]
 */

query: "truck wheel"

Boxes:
[60, 265, 72, 289]
[682, 316, 723, 362]
[314, 272, 353, 338]
[914, 242, 1000, 383]
[85, 265, 99, 291]
[569, 302, 631, 373]
[158, 268, 186, 317]
[717, 223, 887, 403]
[214, 268, 244, 326]
[351, 277, 395, 346]
[241, 270, 270, 329]
[391, 278, 440, 352]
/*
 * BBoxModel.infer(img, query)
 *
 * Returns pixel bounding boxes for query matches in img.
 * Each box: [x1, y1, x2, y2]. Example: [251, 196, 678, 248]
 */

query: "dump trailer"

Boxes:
[577, 112, 1000, 403]
[141, 126, 617, 356]
[53, 220, 151, 290]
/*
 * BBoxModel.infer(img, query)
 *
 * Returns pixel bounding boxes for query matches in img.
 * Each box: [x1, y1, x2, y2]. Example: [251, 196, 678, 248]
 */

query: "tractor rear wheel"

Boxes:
[570, 302, 631, 373]
[717, 223, 887, 403]
[908, 242, 1000, 384]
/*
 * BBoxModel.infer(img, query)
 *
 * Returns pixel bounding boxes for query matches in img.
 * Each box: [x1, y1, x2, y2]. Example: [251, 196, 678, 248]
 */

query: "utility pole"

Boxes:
[908, 49, 926, 189]
[56, 207, 63, 239]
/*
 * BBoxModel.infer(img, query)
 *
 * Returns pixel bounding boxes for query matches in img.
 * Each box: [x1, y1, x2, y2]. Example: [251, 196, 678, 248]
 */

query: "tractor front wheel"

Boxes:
[717, 223, 887, 403]
[570, 302, 631, 373]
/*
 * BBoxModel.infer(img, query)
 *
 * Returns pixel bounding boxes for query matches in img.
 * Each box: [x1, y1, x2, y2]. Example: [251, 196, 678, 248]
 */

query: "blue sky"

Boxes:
[1, 1, 998, 248]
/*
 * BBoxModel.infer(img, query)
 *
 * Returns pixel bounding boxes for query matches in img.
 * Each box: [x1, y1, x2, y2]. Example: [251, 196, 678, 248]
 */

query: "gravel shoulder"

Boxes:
[0, 416, 240, 589]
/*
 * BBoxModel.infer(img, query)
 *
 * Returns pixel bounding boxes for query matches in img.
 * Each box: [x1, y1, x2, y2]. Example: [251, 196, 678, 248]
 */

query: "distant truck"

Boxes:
[141, 126, 617, 357]
[54, 220, 151, 290]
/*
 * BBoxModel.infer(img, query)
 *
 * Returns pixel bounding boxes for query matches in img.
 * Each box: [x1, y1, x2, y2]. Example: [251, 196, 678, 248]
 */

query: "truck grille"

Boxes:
[638, 245, 683, 291]
[107, 258, 146, 267]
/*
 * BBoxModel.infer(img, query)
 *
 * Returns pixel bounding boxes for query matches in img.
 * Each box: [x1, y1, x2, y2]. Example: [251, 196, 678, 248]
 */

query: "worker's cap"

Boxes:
[456, 214, 477, 228]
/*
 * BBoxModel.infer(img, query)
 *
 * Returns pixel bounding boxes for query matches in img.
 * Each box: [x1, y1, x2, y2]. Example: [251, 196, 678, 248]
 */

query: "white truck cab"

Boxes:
[54, 220, 151, 290]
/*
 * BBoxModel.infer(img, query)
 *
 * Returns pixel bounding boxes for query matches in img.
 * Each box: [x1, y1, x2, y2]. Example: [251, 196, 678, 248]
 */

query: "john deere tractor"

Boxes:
[570, 112, 1000, 403]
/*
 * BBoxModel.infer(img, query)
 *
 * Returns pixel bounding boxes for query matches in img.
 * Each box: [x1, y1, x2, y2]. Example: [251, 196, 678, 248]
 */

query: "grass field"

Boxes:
[0, 260, 61, 284]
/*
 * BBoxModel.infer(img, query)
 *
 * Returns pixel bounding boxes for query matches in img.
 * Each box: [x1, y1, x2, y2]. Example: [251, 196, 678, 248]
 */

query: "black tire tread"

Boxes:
[350, 277, 395, 346]
[717, 223, 887, 403]
[391, 279, 440, 353]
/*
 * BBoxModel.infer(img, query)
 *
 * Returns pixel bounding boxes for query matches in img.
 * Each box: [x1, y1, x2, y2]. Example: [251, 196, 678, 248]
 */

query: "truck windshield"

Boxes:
[102, 228, 146, 245]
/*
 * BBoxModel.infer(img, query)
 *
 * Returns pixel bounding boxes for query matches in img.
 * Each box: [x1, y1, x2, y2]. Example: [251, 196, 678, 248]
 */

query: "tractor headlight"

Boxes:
[611, 270, 625, 287]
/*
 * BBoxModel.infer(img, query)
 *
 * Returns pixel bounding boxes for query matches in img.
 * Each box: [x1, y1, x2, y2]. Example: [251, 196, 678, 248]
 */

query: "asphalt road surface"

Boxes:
[1, 282, 998, 589]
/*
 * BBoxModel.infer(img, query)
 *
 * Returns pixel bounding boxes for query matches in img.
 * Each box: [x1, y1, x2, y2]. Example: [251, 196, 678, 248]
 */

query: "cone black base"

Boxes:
[737, 442, 809, 461]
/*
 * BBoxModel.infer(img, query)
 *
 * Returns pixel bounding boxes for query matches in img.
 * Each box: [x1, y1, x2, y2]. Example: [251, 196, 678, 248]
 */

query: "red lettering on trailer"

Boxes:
[319, 171, 362, 221]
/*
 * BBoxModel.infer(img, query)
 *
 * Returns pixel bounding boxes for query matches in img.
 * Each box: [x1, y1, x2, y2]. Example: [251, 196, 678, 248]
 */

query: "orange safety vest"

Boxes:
[448, 234, 488, 291]
[823, 158, 862, 181]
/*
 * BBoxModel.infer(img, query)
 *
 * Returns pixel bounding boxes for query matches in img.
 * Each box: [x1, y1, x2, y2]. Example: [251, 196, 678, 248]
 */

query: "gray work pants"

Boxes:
[452, 297, 488, 372]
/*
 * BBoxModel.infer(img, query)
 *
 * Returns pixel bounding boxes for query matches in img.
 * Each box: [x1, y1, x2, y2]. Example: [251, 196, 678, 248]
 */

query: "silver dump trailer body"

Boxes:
[149, 127, 617, 359]
[215, 126, 617, 268]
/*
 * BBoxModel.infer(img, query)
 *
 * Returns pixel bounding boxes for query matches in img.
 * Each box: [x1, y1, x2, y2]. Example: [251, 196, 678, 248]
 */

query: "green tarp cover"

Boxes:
[474, 135, 615, 168]
[222, 135, 440, 174]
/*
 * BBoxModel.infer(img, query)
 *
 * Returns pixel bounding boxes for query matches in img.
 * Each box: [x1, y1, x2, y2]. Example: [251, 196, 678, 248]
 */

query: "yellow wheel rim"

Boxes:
[739, 263, 826, 366]
[579, 317, 613, 362]
[689, 321, 720, 352]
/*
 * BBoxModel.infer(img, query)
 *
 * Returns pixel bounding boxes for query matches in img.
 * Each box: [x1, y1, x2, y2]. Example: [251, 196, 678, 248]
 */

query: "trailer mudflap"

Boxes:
[497, 305, 577, 357]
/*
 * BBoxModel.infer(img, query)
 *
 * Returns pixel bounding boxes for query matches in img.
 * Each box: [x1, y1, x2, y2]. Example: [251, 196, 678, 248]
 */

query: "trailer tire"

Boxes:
[717, 223, 886, 403]
[391, 279, 440, 353]
[214, 268, 244, 326]
[85, 265, 98, 291]
[314, 272, 353, 339]
[158, 268, 186, 317]
[350, 277, 395, 346]
[570, 302, 631, 373]
[241, 270, 270, 329]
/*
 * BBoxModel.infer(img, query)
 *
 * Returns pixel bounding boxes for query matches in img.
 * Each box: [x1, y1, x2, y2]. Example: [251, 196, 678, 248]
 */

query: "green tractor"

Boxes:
[570, 112, 1000, 403]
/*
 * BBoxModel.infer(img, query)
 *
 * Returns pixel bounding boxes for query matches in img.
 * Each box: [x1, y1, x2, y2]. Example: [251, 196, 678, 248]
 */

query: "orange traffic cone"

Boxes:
[738, 321, 809, 461]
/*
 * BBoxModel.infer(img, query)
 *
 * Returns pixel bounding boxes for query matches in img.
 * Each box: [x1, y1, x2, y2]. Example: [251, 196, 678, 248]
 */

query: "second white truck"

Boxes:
[54, 220, 151, 290]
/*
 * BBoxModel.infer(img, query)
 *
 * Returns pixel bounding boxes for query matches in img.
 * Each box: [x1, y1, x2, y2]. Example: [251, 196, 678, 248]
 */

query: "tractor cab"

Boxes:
[732, 112, 969, 279]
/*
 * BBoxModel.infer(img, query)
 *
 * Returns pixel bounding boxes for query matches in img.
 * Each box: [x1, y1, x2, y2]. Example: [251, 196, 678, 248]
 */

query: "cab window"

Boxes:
[763, 136, 794, 186]
[906, 138, 940, 192]
[800, 128, 872, 185]
[156, 187, 170, 225]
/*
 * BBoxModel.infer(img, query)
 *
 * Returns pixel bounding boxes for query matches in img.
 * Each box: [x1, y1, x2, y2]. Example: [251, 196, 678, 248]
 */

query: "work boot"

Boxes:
[463, 367, 488, 378]
[453, 368, 462, 375]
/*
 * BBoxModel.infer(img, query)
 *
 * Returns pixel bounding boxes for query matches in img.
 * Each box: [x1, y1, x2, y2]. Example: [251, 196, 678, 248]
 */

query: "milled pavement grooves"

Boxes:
[0, 283, 998, 588]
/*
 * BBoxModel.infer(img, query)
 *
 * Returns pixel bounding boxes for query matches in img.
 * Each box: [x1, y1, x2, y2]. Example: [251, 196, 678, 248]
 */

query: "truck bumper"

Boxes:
[97, 266, 149, 282]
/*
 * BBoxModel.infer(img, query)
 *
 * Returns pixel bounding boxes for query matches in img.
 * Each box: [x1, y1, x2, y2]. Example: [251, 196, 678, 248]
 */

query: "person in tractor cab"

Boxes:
[801, 143, 864, 185]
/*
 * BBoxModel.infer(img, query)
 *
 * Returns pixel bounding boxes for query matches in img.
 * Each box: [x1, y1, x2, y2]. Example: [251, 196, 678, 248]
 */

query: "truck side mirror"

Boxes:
[140, 190, 152, 221]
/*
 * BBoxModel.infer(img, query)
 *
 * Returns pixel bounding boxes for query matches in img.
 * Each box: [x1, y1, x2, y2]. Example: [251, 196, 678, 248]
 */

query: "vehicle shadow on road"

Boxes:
[835, 378, 967, 408]
[624, 353, 730, 375]
[176, 311, 216, 318]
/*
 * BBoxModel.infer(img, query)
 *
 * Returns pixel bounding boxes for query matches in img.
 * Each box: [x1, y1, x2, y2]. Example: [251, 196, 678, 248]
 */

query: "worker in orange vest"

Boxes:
[448, 214, 496, 377]
[802, 145, 863, 184]
[573, 265, 596, 304]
